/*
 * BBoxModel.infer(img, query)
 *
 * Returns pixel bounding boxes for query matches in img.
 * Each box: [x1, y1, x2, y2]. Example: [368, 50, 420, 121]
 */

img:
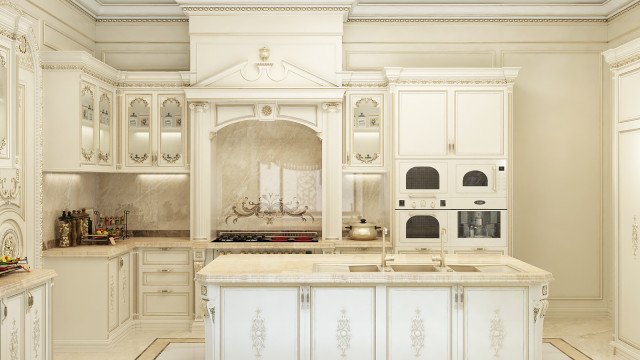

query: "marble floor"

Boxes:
[53, 317, 614, 360]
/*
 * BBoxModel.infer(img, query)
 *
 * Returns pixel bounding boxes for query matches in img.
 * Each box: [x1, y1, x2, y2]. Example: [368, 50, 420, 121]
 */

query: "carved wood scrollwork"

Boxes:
[81, 148, 94, 162]
[489, 309, 506, 358]
[162, 153, 181, 164]
[632, 216, 638, 258]
[129, 153, 149, 163]
[0, 170, 20, 203]
[336, 309, 352, 358]
[251, 309, 266, 358]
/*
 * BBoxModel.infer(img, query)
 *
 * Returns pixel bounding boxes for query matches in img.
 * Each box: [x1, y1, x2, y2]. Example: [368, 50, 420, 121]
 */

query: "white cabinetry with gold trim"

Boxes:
[605, 38, 640, 360]
[42, 52, 117, 172]
[344, 93, 387, 169]
[122, 93, 187, 172]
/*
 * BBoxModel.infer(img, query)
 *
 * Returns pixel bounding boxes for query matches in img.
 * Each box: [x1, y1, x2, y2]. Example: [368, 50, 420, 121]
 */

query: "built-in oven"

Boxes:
[453, 160, 507, 197]
[395, 210, 449, 248]
[396, 160, 448, 209]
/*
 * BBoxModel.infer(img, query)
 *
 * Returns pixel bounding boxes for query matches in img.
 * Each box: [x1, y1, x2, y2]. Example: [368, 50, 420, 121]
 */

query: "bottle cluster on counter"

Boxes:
[56, 209, 129, 247]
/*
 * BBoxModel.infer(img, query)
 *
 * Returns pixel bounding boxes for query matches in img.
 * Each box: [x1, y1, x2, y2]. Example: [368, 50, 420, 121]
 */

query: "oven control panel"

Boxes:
[397, 197, 507, 209]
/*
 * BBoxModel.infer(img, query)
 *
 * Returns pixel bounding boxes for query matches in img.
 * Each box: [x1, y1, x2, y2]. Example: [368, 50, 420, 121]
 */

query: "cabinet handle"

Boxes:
[2, 301, 6, 322]
[119, 258, 124, 267]
[160, 247, 170, 251]
[27, 292, 34, 309]
[492, 166, 497, 191]
[160, 269, 172, 272]
[159, 289, 172, 293]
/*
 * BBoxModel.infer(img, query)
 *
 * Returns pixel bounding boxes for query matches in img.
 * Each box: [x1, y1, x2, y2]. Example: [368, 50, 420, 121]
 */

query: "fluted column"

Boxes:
[322, 102, 343, 240]
[189, 102, 211, 241]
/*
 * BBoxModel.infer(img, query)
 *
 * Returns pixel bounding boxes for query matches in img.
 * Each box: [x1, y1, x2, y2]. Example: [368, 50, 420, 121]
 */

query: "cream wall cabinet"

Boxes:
[394, 89, 507, 159]
[122, 93, 188, 172]
[137, 248, 193, 320]
[344, 93, 386, 169]
[1, 280, 52, 360]
[205, 284, 538, 360]
[43, 71, 117, 172]
[605, 38, 640, 360]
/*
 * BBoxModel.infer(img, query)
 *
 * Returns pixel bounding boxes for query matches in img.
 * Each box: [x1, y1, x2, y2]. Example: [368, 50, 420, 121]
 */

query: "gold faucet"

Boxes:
[381, 227, 392, 271]
[432, 228, 447, 269]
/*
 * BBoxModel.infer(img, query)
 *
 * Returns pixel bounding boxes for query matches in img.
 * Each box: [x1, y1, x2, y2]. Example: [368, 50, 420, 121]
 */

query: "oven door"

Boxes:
[396, 161, 448, 207]
[395, 210, 449, 248]
[453, 160, 507, 197]
[448, 209, 507, 249]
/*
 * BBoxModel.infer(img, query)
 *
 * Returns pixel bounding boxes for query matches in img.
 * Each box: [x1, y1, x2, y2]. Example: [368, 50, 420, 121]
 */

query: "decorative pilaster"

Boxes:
[190, 102, 211, 241]
[322, 102, 343, 240]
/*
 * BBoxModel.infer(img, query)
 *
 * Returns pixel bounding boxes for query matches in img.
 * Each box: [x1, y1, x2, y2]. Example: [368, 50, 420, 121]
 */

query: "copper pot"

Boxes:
[345, 219, 380, 241]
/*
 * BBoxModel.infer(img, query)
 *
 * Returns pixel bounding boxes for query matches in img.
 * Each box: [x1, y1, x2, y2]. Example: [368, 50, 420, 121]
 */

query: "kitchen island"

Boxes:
[196, 254, 553, 360]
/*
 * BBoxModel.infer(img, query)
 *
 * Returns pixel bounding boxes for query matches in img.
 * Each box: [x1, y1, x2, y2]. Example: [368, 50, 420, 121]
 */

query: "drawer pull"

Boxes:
[160, 248, 170, 251]
[160, 269, 172, 272]
[119, 258, 124, 267]
[27, 292, 34, 308]
[159, 289, 172, 293]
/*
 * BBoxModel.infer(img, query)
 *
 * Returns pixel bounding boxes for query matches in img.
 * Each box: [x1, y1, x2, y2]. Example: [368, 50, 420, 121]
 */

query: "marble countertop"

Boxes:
[42, 237, 392, 258]
[0, 269, 57, 297]
[195, 254, 553, 285]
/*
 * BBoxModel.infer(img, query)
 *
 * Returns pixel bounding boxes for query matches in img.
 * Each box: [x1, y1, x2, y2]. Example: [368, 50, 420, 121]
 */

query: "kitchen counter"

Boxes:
[42, 237, 392, 258]
[197, 254, 553, 360]
[195, 253, 552, 285]
[0, 269, 57, 297]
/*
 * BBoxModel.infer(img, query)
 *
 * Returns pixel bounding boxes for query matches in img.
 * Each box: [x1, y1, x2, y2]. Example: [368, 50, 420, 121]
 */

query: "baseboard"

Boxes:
[135, 318, 194, 331]
[53, 320, 134, 352]
[612, 341, 640, 360]
[546, 307, 611, 319]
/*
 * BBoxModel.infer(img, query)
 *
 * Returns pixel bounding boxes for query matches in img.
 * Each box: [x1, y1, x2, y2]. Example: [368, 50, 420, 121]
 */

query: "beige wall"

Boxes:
[16, 0, 95, 53]
[343, 21, 609, 316]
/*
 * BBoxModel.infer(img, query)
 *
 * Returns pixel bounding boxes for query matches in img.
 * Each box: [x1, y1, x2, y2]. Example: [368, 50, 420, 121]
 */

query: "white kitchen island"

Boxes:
[196, 254, 552, 360]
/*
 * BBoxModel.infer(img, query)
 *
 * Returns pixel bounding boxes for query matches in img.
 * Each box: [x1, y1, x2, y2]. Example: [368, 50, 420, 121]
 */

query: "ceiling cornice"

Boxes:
[68, 0, 640, 22]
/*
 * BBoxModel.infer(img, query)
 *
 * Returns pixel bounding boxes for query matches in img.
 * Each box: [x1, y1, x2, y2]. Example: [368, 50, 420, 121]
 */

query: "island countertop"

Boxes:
[195, 253, 553, 285]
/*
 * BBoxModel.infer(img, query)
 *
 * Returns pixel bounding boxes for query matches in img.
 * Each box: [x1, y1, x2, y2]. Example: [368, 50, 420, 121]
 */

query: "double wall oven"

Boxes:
[395, 160, 508, 253]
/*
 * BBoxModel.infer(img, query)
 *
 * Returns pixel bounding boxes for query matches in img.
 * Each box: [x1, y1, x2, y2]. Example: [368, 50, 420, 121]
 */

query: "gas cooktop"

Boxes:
[212, 231, 319, 243]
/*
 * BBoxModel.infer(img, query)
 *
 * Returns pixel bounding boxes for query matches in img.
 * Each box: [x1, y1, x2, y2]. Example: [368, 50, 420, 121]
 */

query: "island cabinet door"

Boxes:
[387, 287, 453, 360]
[1, 292, 24, 360]
[462, 287, 528, 360]
[220, 287, 300, 360]
[310, 287, 376, 360]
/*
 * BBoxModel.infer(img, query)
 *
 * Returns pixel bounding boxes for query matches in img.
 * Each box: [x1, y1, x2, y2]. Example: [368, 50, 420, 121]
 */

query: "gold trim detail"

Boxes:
[343, 81, 389, 88]
[347, 17, 607, 23]
[610, 55, 640, 70]
[161, 153, 181, 164]
[225, 194, 314, 225]
[0, 170, 20, 203]
[41, 65, 189, 88]
[355, 153, 379, 164]
[632, 216, 638, 257]
[183, 6, 350, 12]
[261, 105, 273, 116]
[129, 153, 149, 163]
[96, 18, 188, 23]
[98, 151, 111, 163]
[0, 138, 6, 151]
[81, 147, 94, 162]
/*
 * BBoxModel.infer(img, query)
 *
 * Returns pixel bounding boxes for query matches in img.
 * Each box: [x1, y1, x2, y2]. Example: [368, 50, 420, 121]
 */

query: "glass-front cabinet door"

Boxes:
[80, 82, 96, 164]
[98, 89, 113, 166]
[346, 94, 384, 168]
[158, 95, 185, 167]
[126, 95, 152, 166]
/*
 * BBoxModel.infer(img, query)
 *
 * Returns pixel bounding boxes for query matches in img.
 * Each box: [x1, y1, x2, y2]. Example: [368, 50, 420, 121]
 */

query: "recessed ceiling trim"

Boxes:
[69, 0, 640, 20]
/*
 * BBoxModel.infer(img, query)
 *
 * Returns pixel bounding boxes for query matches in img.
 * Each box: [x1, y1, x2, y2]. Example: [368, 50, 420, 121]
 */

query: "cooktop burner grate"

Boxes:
[212, 231, 319, 243]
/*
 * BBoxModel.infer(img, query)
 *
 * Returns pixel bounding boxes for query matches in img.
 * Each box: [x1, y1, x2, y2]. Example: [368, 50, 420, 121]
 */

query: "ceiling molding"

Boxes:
[68, 0, 640, 21]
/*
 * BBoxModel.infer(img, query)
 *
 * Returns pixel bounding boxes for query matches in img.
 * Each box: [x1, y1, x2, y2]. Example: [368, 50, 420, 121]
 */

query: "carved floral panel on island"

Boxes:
[213, 120, 322, 231]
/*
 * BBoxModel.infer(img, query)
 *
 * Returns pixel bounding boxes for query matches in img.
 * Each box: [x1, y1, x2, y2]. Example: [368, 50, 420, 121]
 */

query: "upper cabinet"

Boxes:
[123, 93, 187, 171]
[395, 89, 507, 158]
[42, 52, 189, 173]
[391, 68, 517, 159]
[344, 93, 387, 170]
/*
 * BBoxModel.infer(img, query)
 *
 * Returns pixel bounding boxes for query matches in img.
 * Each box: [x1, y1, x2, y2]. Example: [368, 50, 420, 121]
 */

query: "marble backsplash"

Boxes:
[342, 173, 390, 231]
[43, 173, 190, 242]
[212, 120, 322, 231]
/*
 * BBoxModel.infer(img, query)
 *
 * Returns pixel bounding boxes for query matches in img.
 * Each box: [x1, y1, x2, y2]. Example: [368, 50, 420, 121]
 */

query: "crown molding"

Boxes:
[603, 36, 640, 69]
[68, 0, 640, 21]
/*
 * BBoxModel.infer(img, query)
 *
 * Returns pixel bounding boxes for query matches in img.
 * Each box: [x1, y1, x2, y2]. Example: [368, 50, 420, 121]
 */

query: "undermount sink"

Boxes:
[389, 264, 439, 272]
[348, 265, 382, 272]
[448, 265, 480, 272]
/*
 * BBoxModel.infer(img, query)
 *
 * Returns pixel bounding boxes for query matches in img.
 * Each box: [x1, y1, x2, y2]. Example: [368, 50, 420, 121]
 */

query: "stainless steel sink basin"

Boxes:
[448, 265, 480, 272]
[348, 265, 382, 272]
[389, 264, 439, 272]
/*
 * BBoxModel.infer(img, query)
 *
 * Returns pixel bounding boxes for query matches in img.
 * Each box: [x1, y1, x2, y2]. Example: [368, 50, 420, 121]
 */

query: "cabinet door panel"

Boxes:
[618, 127, 640, 349]
[221, 287, 300, 360]
[118, 253, 131, 324]
[142, 292, 190, 316]
[455, 91, 504, 156]
[397, 91, 448, 157]
[1, 293, 24, 360]
[464, 287, 527, 360]
[126, 95, 153, 166]
[311, 287, 375, 360]
[25, 284, 47, 360]
[108, 257, 118, 331]
[388, 287, 452, 360]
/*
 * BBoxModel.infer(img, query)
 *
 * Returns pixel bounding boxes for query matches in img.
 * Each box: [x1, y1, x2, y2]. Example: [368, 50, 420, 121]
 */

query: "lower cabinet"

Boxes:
[311, 287, 376, 360]
[387, 287, 452, 360]
[1, 280, 51, 360]
[208, 285, 534, 360]
[219, 287, 300, 360]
